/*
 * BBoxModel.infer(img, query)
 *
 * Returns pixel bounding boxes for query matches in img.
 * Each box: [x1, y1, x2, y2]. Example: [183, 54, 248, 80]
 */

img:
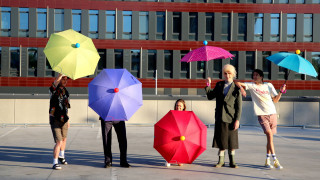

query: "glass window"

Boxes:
[10, 47, 20, 77]
[262, 0, 272, 3]
[55, 9, 64, 32]
[296, 0, 305, 3]
[254, 13, 263, 42]
[221, 13, 230, 41]
[172, 12, 181, 40]
[213, 0, 223, 2]
[139, 12, 149, 40]
[189, 12, 198, 41]
[131, 50, 140, 78]
[312, 0, 320, 3]
[97, 49, 106, 74]
[287, 14, 296, 42]
[262, 51, 271, 79]
[115, 49, 123, 69]
[197, 61, 206, 79]
[28, 48, 38, 77]
[1, 7, 11, 36]
[147, 50, 156, 78]
[164, 50, 173, 78]
[180, 50, 189, 79]
[106, 11, 115, 39]
[278, 0, 288, 3]
[230, 0, 239, 2]
[0, 47, 2, 76]
[270, 14, 280, 42]
[230, 51, 238, 78]
[246, 51, 255, 78]
[213, 59, 222, 79]
[89, 10, 99, 39]
[45, 58, 55, 77]
[156, 12, 165, 40]
[238, 13, 247, 41]
[19, 8, 29, 37]
[72, 10, 81, 32]
[205, 13, 214, 41]
[37, 8, 47, 38]
[123, 11, 132, 40]
[304, 14, 312, 42]
[311, 52, 320, 80]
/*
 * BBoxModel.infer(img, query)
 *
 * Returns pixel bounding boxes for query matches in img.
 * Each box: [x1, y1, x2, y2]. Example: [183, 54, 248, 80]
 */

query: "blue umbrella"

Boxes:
[266, 52, 318, 78]
[88, 69, 143, 121]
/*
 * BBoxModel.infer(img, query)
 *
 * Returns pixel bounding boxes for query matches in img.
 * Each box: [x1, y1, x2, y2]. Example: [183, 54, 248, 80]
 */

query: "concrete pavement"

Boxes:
[0, 125, 319, 180]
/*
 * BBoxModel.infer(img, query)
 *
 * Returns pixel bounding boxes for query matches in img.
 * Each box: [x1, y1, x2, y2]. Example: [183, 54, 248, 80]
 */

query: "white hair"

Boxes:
[222, 64, 237, 78]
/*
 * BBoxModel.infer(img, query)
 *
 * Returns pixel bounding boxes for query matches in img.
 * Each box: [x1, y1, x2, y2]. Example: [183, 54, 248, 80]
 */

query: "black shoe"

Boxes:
[58, 157, 68, 165]
[104, 162, 112, 168]
[52, 164, 62, 170]
[120, 162, 131, 168]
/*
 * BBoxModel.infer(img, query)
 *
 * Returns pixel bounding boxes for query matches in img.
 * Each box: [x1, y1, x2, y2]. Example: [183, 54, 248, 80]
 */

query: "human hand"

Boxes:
[206, 77, 211, 85]
[280, 84, 287, 93]
[240, 86, 246, 97]
[234, 120, 239, 130]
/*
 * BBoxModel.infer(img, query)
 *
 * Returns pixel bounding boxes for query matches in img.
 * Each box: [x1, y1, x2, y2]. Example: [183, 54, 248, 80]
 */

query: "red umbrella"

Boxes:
[154, 110, 207, 164]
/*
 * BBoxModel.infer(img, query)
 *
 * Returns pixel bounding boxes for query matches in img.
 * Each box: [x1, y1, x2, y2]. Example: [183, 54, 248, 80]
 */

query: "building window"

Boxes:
[147, 50, 156, 78]
[213, 0, 223, 2]
[123, 11, 132, 40]
[205, 13, 214, 41]
[278, 0, 288, 3]
[262, 0, 272, 3]
[230, 0, 239, 2]
[213, 59, 222, 79]
[311, 52, 320, 80]
[246, 51, 255, 79]
[296, 0, 305, 3]
[270, 14, 280, 42]
[312, 0, 320, 3]
[156, 12, 165, 40]
[304, 14, 312, 42]
[45, 58, 55, 77]
[88, 10, 99, 39]
[54, 9, 64, 32]
[72, 10, 81, 32]
[189, 12, 198, 41]
[106, 10, 115, 39]
[197, 61, 206, 79]
[19, 8, 29, 37]
[180, 50, 189, 79]
[287, 14, 296, 42]
[139, 12, 149, 40]
[238, 13, 247, 41]
[164, 50, 173, 79]
[97, 49, 106, 74]
[28, 48, 37, 77]
[37, 8, 47, 38]
[230, 51, 239, 78]
[221, 13, 230, 41]
[254, 13, 263, 42]
[1, 7, 11, 36]
[114, 49, 123, 69]
[131, 50, 140, 78]
[0, 47, 2, 76]
[172, 12, 181, 40]
[10, 47, 20, 77]
[262, 51, 271, 79]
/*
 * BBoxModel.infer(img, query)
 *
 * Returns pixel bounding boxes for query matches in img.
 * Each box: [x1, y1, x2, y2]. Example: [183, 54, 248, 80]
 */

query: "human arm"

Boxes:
[53, 74, 64, 87]
[204, 77, 217, 100]
[233, 90, 242, 130]
[234, 81, 247, 97]
[272, 84, 286, 103]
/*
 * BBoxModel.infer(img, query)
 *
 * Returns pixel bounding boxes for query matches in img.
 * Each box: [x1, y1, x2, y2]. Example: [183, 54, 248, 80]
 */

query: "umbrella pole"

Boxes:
[284, 70, 291, 85]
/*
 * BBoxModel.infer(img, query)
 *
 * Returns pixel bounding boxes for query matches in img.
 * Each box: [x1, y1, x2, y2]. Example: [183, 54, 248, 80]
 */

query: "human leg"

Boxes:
[101, 120, 113, 167]
[113, 121, 131, 168]
[50, 118, 63, 170]
[215, 150, 225, 168]
[228, 149, 238, 168]
[58, 122, 69, 164]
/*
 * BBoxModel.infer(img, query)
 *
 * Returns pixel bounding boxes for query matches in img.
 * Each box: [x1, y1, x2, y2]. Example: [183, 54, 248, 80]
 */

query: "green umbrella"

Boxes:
[44, 29, 100, 80]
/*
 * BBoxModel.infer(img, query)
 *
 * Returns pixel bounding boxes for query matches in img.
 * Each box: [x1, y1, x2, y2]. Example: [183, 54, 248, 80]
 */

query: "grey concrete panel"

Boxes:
[37, 47, 46, 77]
[191, 100, 215, 125]
[213, 13, 221, 41]
[294, 102, 319, 126]
[29, 8, 37, 38]
[14, 99, 49, 124]
[263, 13, 271, 42]
[81, 9, 89, 36]
[1, 47, 10, 76]
[240, 101, 257, 126]
[313, 14, 320, 42]
[197, 12, 205, 42]
[148, 11, 156, 40]
[296, 14, 304, 42]
[129, 100, 157, 124]
[98, 10, 106, 39]
[11, 7, 18, 37]
[117, 10, 123, 39]
[0, 99, 14, 124]
[106, 49, 114, 69]
[20, 47, 28, 77]
[277, 102, 294, 126]
[68, 99, 89, 124]
[172, 50, 180, 79]
[132, 11, 139, 40]
[181, 12, 188, 41]
[48, 9, 54, 36]
[64, 9, 72, 30]
[247, 13, 254, 42]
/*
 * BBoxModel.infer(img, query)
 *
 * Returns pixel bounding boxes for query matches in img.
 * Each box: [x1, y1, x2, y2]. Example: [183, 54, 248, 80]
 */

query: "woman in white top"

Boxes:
[236, 69, 286, 169]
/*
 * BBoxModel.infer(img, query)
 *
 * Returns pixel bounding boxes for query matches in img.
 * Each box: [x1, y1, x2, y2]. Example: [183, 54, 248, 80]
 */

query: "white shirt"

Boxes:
[244, 82, 278, 116]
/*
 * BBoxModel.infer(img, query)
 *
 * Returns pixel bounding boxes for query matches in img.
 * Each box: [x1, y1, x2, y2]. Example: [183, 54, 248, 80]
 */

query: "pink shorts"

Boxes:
[257, 114, 277, 134]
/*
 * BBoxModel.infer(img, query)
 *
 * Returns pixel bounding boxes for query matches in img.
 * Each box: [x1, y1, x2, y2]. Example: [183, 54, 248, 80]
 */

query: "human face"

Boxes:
[223, 70, 234, 82]
[60, 76, 68, 87]
[252, 72, 263, 83]
[175, 102, 185, 111]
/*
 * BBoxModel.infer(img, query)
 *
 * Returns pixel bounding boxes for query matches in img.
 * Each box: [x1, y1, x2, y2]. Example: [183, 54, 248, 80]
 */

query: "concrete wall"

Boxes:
[0, 98, 319, 127]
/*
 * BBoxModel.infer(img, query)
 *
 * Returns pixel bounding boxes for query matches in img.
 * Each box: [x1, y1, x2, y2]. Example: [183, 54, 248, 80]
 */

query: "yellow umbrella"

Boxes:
[44, 29, 100, 80]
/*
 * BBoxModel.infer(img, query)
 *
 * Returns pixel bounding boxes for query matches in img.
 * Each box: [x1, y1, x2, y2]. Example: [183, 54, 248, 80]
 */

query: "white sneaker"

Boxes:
[273, 159, 283, 170]
[165, 162, 171, 167]
[265, 159, 274, 169]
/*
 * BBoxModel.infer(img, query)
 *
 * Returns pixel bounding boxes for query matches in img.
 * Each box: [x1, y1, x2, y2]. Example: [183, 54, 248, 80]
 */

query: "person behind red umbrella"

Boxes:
[164, 99, 186, 167]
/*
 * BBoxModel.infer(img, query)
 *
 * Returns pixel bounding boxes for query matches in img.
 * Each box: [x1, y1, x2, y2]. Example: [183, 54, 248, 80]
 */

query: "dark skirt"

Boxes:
[212, 120, 239, 150]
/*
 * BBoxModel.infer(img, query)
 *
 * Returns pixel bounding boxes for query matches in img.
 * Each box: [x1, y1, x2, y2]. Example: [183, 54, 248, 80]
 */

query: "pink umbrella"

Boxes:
[180, 41, 234, 63]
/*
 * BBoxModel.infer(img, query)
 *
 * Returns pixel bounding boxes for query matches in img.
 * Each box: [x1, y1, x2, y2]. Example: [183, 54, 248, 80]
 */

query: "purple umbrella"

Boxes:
[180, 41, 234, 63]
[88, 69, 143, 121]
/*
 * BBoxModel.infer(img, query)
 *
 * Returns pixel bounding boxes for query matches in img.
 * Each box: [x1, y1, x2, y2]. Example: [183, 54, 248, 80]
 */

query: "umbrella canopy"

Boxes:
[44, 29, 100, 80]
[180, 41, 234, 63]
[154, 110, 207, 164]
[88, 69, 143, 121]
[266, 52, 318, 77]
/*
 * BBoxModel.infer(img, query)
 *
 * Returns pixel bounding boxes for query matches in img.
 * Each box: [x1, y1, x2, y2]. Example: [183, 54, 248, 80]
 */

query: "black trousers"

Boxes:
[100, 120, 128, 165]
